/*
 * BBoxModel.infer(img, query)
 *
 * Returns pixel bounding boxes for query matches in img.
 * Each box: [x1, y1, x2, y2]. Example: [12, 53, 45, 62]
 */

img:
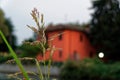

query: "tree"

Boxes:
[0, 9, 9, 42]
[90, 0, 120, 61]
[0, 8, 17, 51]
[5, 18, 17, 50]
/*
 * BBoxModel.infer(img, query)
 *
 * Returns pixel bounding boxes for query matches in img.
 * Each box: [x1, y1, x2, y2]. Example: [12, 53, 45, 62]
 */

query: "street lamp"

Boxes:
[98, 52, 104, 58]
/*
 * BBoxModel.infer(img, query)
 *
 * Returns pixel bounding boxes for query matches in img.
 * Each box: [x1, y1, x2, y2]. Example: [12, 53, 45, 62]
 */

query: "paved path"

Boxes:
[0, 64, 60, 76]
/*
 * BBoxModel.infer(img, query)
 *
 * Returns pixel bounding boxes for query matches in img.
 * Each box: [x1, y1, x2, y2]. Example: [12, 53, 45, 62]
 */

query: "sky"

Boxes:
[0, 0, 93, 45]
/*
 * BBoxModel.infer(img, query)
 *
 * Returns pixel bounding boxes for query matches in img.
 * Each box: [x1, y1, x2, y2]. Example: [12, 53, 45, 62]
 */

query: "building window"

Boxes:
[73, 51, 79, 60]
[89, 51, 93, 58]
[58, 33, 62, 40]
[59, 50, 62, 58]
[80, 34, 83, 42]
[46, 34, 48, 40]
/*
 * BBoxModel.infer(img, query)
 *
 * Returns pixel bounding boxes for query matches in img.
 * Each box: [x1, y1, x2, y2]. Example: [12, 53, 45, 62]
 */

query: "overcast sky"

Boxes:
[0, 0, 93, 45]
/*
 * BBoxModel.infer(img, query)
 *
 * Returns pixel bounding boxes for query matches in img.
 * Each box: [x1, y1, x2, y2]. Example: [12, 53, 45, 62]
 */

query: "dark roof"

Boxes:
[45, 24, 91, 39]
[46, 24, 84, 32]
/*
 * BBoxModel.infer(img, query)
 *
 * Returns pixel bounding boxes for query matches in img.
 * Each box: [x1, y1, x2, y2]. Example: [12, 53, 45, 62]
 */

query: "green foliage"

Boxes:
[90, 0, 120, 61]
[60, 58, 120, 80]
[4, 18, 17, 49]
[0, 8, 54, 80]
[0, 9, 9, 43]
[18, 44, 41, 57]
[0, 9, 17, 51]
[0, 30, 30, 80]
[0, 54, 13, 63]
[19, 36, 48, 57]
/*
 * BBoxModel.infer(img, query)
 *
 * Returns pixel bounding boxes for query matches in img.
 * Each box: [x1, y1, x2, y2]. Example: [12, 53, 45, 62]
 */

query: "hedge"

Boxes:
[60, 58, 120, 80]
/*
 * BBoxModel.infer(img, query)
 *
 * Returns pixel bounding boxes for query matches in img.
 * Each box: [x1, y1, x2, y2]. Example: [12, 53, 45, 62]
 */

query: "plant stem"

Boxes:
[0, 30, 29, 80]
[35, 59, 44, 80]
[42, 43, 47, 80]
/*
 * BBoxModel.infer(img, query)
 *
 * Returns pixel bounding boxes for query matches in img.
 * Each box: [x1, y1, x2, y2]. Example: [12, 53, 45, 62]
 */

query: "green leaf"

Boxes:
[0, 30, 29, 80]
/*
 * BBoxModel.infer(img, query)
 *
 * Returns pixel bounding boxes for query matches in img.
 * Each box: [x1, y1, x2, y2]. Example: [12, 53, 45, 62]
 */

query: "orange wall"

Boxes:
[37, 29, 95, 62]
[64, 30, 95, 60]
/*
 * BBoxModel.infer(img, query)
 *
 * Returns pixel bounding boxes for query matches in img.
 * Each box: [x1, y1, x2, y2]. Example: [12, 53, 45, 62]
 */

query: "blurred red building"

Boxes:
[37, 24, 95, 62]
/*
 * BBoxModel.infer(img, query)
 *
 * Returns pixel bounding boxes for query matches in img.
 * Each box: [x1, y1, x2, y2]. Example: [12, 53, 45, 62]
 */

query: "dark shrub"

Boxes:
[60, 58, 120, 80]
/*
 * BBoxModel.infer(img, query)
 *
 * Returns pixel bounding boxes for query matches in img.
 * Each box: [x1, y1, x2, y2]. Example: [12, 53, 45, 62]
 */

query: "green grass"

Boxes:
[0, 30, 29, 80]
[0, 8, 55, 80]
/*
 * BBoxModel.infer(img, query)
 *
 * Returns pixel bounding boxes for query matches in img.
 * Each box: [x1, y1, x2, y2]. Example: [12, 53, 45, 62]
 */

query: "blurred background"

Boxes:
[0, 0, 92, 45]
[1, 0, 120, 80]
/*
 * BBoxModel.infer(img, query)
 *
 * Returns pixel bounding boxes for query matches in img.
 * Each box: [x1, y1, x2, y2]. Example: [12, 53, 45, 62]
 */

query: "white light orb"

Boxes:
[98, 52, 104, 58]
